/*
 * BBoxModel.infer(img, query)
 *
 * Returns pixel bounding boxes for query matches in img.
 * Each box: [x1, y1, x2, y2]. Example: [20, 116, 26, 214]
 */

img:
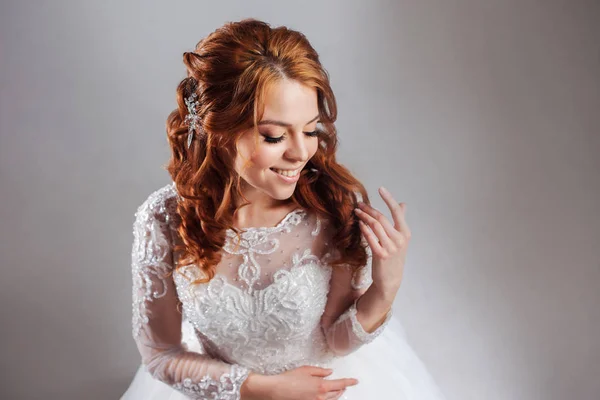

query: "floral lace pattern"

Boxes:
[334, 297, 392, 342]
[174, 218, 336, 374]
[131, 182, 393, 399]
[131, 185, 178, 339]
[172, 365, 250, 400]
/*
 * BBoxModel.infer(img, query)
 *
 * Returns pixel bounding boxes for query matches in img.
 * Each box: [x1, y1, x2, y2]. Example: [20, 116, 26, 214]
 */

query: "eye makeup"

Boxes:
[262, 130, 319, 144]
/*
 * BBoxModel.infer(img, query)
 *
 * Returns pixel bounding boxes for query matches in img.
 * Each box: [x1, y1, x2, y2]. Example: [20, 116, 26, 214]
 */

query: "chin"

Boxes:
[271, 183, 298, 197]
[271, 188, 296, 200]
[242, 174, 297, 201]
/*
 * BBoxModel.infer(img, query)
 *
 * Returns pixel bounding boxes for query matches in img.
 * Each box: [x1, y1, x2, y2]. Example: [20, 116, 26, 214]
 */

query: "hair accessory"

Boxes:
[184, 93, 202, 148]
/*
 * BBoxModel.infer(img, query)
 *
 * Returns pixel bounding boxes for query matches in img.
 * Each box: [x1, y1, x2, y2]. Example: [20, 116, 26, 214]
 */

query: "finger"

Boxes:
[356, 202, 399, 245]
[378, 186, 402, 231]
[325, 389, 346, 400]
[323, 378, 359, 392]
[355, 207, 395, 253]
[396, 203, 411, 239]
[400, 204, 411, 238]
[378, 187, 411, 238]
[357, 219, 384, 256]
[309, 367, 334, 377]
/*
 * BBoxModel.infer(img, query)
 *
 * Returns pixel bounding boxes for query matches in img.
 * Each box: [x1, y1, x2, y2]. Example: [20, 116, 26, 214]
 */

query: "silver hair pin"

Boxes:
[184, 93, 202, 148]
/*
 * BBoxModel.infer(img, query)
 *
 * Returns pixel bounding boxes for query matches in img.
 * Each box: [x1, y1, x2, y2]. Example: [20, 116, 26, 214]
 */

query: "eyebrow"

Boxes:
[258, 115, 320, 127]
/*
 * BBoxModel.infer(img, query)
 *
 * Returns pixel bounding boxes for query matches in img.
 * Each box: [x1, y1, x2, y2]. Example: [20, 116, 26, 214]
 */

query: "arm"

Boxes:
[320, 242, 394, 357]
[131, 199, 251, 399]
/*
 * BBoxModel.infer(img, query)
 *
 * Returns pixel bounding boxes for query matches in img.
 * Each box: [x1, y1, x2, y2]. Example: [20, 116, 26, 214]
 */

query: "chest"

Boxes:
[174, 258, 332, 343]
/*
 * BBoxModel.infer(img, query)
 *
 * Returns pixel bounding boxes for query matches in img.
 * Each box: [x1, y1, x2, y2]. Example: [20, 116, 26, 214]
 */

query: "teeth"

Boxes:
[271, 168, 300, 177]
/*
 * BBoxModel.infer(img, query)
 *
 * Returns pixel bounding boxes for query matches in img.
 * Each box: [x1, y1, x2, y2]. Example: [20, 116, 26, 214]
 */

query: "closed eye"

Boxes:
[262, 130, 320, 144]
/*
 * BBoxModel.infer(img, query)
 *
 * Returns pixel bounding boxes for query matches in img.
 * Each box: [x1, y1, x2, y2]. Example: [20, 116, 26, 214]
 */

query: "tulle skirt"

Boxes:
[121, 316, 446, 400]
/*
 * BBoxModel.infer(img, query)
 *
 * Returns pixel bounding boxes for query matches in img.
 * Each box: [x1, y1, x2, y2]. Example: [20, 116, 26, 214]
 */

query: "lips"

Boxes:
[270, 167, 301, 183]
[269, 167, 301, 176]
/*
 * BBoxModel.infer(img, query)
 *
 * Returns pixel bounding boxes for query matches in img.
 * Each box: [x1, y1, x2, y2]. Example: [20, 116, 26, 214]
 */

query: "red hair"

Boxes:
[165, 18, 371, 284]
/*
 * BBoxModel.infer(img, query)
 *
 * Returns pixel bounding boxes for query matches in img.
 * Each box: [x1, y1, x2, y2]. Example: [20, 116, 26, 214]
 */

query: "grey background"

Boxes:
[1, 1, 599, 399]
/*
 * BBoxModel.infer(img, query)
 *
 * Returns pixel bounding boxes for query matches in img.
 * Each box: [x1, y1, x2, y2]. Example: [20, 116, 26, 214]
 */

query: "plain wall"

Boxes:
[1, 1, 598, 399]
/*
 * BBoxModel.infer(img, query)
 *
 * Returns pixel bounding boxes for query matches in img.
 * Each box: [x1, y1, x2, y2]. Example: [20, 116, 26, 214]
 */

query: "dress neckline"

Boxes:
[169, 183, 307, 238]
[225, 207, 306, 236]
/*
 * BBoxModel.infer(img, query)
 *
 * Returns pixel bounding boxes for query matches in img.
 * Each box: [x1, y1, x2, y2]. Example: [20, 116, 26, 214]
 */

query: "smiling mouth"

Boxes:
[269, 167, 302, 177]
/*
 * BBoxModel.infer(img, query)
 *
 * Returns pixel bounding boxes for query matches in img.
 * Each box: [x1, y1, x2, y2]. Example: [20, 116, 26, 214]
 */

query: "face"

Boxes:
[234, 79, 320, 209]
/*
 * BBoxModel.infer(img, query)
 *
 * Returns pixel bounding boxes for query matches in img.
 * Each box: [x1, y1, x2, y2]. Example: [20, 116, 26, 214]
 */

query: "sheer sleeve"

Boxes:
[131, 197, 250, 399]
[320, 227, 393, 357]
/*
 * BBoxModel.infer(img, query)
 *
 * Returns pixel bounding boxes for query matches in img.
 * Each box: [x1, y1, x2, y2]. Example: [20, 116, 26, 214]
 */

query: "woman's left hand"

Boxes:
[353, 186, 411, 296]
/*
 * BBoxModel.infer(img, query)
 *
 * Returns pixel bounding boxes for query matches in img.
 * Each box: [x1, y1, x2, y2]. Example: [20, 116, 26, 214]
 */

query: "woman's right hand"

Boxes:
[242, 365, 358, 400]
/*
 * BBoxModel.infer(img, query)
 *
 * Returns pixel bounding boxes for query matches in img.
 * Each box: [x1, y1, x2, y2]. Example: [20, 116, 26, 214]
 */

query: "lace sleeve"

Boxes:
[131, 197, 250, 399]
[350, 235, 373, 290]
[320, 206, 392, 356]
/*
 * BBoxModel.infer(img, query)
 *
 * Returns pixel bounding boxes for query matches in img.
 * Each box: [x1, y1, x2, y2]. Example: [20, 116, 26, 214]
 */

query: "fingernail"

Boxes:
[380, 186, 389, 194]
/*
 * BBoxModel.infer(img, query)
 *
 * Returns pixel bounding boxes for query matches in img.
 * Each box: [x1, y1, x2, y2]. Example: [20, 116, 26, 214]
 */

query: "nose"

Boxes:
[285, 131, 310, 163]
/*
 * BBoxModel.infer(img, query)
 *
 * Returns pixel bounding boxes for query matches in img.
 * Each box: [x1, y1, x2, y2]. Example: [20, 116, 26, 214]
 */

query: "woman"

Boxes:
[122, 18, 446, 400]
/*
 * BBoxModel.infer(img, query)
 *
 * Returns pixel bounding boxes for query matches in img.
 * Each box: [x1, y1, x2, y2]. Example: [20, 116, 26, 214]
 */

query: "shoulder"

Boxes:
[131, 183, 179, 270]
[133, 182, 179, 228]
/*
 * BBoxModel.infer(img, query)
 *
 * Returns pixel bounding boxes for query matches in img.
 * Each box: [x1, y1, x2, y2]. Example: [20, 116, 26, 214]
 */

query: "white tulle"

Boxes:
[121, 183, 446, 399]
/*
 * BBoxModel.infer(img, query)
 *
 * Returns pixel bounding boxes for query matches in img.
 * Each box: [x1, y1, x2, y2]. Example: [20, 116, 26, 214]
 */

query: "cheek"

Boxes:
[250, 147, 281, 169]
[309, 140, 319, 157]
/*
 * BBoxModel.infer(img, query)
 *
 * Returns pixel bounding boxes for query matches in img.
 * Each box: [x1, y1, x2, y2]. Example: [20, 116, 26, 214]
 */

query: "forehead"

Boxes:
[259, 79, 318, 124]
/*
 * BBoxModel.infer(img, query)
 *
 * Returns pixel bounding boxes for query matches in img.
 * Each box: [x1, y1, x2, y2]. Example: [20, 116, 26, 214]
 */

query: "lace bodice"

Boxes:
[131, 183, 393, 399]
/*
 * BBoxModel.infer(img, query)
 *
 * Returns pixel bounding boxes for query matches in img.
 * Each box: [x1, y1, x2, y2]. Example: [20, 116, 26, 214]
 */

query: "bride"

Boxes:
[121, 18, 446, 400]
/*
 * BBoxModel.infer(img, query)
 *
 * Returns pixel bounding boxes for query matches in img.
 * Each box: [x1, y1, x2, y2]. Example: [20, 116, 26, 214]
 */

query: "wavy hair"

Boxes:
[165, 18, 371, 285]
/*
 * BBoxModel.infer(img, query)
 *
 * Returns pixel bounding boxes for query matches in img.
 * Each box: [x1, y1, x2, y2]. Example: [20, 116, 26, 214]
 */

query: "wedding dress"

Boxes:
[121, 182, 446, 399]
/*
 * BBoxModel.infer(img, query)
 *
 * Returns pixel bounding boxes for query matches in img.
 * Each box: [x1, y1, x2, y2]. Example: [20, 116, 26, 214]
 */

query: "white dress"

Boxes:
[121, 183, 446, 400]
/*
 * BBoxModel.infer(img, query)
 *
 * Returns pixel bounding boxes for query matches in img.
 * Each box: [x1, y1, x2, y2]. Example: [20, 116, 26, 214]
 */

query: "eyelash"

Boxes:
[262, 130, 319, 144]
